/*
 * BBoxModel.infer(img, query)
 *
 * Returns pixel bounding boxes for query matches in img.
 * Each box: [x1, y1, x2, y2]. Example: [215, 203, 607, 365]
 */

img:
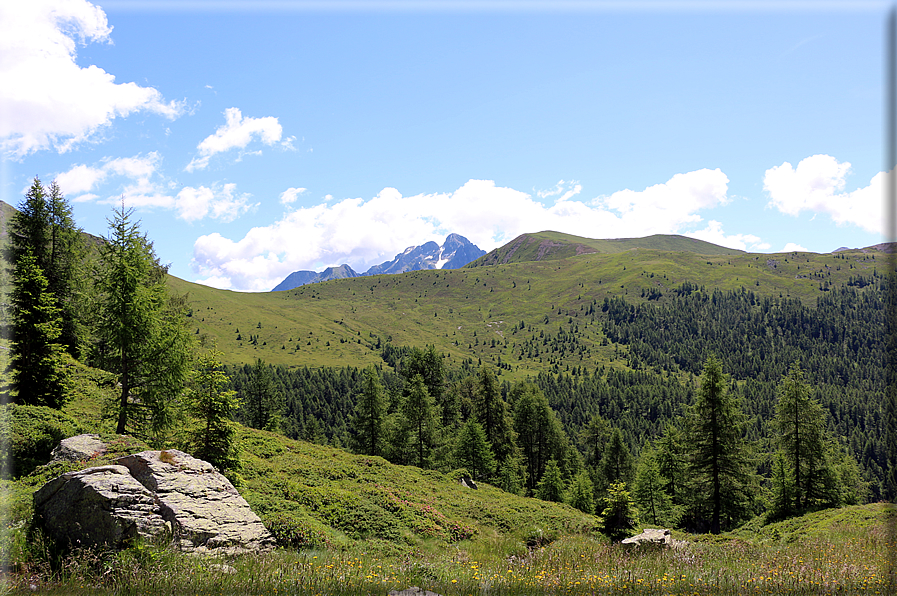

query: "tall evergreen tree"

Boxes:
[350, 367, 388, 456]
[8, 249, 68, 408]
[186, 350, 240, 474]
[402, 374, 438, 468]
[774, 362, 829, 511]
[599, 427, 635, 492]
[474, 366, 518, 465]
[241, 358, 283, 432]
[568, 470, 595, 514]
[454, 419, 495, 480]
[633, 443, 675, 526]
[535, 459, 565, 503]
[655, 421, 687, 505]
[8, 178, 86, 358]
[513, 383, 569, 493]
[93, 205, 192, 438]
[686, 355, 752, 533]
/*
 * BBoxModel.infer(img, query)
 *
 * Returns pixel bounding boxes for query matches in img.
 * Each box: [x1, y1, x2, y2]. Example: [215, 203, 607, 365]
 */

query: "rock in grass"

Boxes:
[621, 527, 687, 548]
[34, 447, 275, 555]
[388, 588, 442, 596]
[50, 434, 107, 463]
[115, 449, 275, 555]
[33, 465, 170, 550]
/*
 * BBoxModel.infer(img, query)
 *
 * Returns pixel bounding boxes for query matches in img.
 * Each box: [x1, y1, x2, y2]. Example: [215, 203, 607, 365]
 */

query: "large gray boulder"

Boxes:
[50, 434, 107, 463]
[33, 465, 171, 550]
[34, 448, 274, 555]
[114, 450, 274, 554]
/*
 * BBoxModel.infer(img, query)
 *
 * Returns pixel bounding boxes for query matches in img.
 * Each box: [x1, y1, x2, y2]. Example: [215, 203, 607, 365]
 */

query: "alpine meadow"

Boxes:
[0, 178, 894, 595]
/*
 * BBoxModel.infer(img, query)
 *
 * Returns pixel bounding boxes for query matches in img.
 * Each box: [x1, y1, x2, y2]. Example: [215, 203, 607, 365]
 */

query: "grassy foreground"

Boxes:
[0, 362, 893, 594]
[3, 503, 893, 595]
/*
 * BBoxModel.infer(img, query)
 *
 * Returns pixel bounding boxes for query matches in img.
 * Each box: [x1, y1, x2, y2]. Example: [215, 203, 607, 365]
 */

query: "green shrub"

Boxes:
[0, 404, 81, 478]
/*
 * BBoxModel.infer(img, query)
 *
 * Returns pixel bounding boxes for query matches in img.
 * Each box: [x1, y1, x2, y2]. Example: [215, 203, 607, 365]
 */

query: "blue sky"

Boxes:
[0, 1, 890, 291]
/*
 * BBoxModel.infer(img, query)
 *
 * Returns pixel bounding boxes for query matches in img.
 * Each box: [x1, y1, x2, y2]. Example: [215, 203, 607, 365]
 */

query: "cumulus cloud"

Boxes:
[781, 242, 809, 252]
[185, 107, 291, 172]
[191, 169, 746, 292]
[0, 0, 183, 157]
[56, 152, 173, 208]
[279, 187, 307, 205]
[176, 184, 257, 223]
[764, 154, 883, 234]
[56, 153, 254, 221]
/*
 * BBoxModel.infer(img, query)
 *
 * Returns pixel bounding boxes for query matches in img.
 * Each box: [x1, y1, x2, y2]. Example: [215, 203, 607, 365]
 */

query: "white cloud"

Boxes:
[279, 187, 307, 205]
[56, 152, 170, 207]
[685, 220, 770, 251]
[175, 184, 256, 223]
[781, 242, 809, 252]
[764, 154, 883, 234]
[191, 169, 750, 292]
[0, 0, 183, 157]
[56, 153, 254, 221]
[185, 107, 290, 172]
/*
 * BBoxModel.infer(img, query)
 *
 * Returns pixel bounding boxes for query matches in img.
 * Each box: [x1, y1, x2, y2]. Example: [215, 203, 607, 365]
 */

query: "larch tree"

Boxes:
[242, 358, 283, 432]
[454, 419, 495, 480]
[93, 205, 193, 438]
[402, 374, 438, 469]
[350, 367, 388, 456]
[686, 355, 752, 534]
[774, 361, 828, 511]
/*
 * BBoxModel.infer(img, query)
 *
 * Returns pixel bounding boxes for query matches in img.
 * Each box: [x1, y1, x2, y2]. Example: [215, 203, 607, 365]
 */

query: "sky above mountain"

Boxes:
[0, 0, 889, 291]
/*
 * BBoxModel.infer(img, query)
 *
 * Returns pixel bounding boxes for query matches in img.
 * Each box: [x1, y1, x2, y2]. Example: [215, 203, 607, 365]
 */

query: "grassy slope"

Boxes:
[2, 362, 595, 560]
[468, 231, 745, 267]
[171, 246, 885, 376]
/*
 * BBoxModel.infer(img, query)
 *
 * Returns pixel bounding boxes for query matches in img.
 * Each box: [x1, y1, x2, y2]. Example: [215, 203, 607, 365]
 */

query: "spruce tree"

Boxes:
[350, 367, 388, 456]
[93, 205, 192, 438]
[536, 459, 565, 503]
[402, 374, 437, 468]
[454, 419, 495, 479]
[9, 249, 68, 408]
[774, 362, 829, 511]
[686, 355, 752, 533]
[186, 350, 240, 474]
[600, 482, 639, 541]
[8, 178, 86, 358]
[569, 470, 595, 514]
[242, 358, 283, 432]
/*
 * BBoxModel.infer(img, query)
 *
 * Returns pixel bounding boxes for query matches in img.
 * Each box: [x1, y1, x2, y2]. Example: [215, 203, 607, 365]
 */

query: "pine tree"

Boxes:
[599, 427, 635, 494]
[513, 383, 568, 493]
[686, 356, 752, 533]
[454, 419, 495, 479]
[186, 350, 240, 474]
[774, 362, 829, 511]
[8, 178, 86, 358]
[600, 482, 639, 541]
[633, 443, 675, 526]
[402, 374, 437, 468]
[569, 470, 595, 514]
[8, 249, 68, 408]
[93, 204, 193, 438]
[242, 359, 284, 432]
[474, 366, 518, 466]
[536, 459, 565, 503]
[350, 367, 388, 456]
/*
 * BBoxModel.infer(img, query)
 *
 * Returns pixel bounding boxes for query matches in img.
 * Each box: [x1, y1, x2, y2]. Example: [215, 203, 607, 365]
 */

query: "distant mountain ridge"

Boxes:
[467, 231, 746, 267]
[271, 233, 485, 291]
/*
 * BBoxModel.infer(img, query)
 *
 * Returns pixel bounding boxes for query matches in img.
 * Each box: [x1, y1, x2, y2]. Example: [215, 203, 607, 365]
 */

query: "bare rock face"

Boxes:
[114, 450, 275, 554]
[33, 465, 170, 550]
[50, 434, 107, 463]
[34, 448, 274, 555]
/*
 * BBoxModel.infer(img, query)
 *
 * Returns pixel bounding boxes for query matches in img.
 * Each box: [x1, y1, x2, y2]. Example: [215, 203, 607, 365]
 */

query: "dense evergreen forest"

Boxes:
[225, 274, 885, 526]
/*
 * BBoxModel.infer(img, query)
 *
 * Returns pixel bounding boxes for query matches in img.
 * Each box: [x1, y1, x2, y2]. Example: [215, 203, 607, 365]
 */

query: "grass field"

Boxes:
[170, 245, 886, 377]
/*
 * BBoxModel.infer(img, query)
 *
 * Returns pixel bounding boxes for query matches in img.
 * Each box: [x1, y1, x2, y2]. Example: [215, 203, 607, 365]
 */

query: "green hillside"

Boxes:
[468, 231, 745, 267]
[171, 245, 884, 375]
